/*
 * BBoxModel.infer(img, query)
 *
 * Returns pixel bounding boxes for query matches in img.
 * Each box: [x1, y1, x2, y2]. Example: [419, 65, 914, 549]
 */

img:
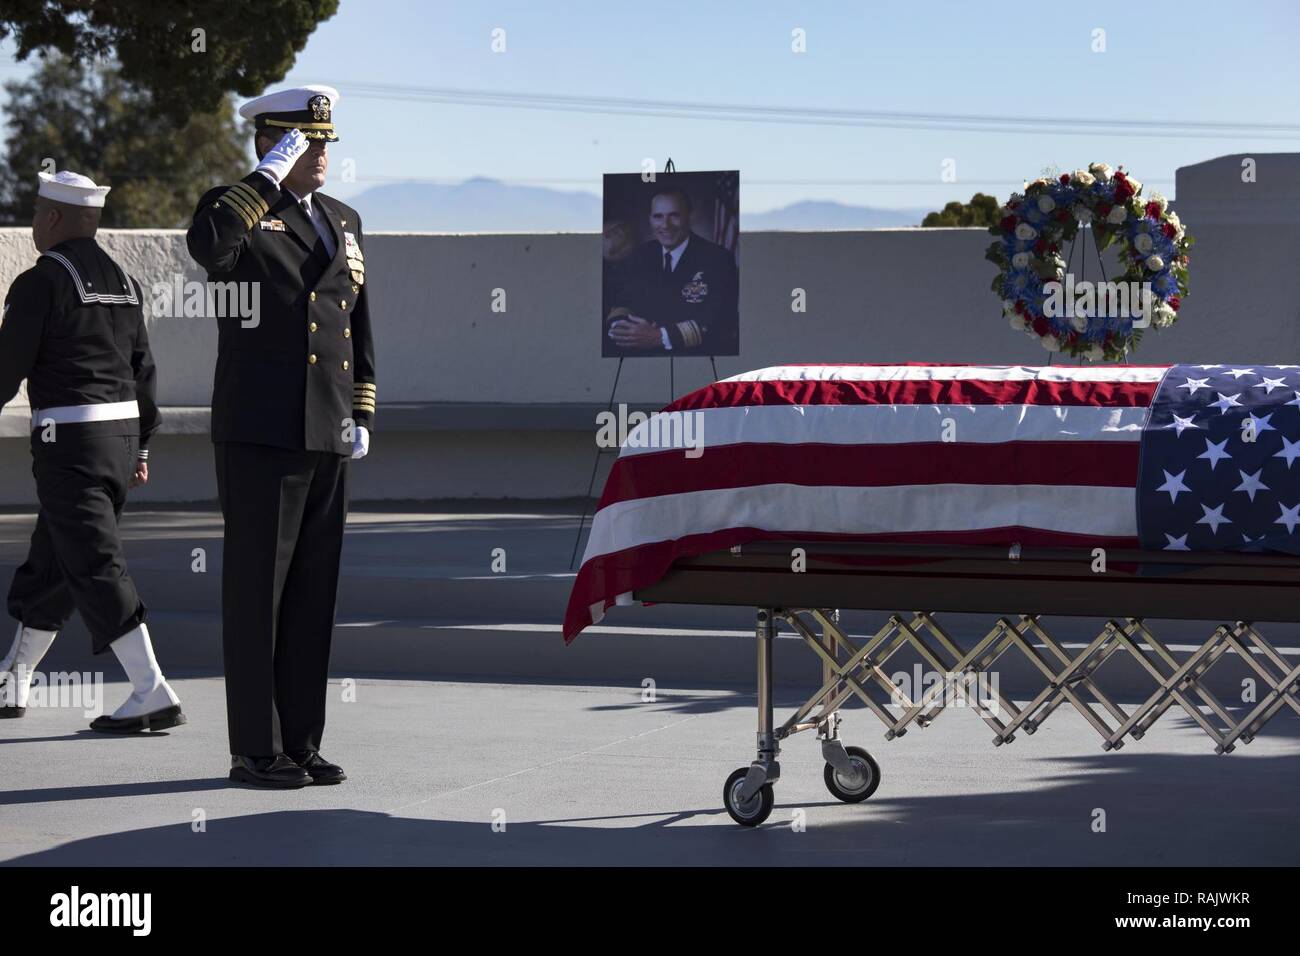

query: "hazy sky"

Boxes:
[4, 0, 1299, 212]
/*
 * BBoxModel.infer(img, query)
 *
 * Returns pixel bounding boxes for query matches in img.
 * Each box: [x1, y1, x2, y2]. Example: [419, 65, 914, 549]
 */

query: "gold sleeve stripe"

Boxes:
[676, 320, 703, 349]
[224, 185, 268, 226]
[225, 182, 263, 215]
[221, 189, 260, 228]
[229, 182, 269, 216]
[220, 196, 255, 229]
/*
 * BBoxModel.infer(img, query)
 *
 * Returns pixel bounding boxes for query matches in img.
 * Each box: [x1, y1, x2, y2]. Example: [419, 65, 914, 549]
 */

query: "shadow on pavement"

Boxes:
[4, 744, 1298, 866]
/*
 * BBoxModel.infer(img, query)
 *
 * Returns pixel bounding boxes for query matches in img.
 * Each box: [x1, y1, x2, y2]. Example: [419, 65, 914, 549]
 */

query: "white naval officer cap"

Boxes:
[239, 84, 341, 142]
[37, 170, 111, 207]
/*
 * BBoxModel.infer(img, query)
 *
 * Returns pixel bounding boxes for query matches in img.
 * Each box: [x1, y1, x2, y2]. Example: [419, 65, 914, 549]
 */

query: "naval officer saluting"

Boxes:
[187, 85, 375, 788]
[0, 171, 184, 731]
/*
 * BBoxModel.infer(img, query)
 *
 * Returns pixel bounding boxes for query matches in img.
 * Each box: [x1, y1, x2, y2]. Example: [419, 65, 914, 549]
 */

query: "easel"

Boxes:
[569, 158, 722, 569]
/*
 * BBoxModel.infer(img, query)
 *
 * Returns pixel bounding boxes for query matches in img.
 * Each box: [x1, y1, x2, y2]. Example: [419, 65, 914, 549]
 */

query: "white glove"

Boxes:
[255, 128, 309, 186]
[351, 425, 370, 460]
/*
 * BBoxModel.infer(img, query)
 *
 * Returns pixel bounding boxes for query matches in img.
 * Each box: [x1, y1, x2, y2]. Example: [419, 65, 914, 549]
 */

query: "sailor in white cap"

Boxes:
[188, 85, 375, 788]
[0, 170, 185, 731]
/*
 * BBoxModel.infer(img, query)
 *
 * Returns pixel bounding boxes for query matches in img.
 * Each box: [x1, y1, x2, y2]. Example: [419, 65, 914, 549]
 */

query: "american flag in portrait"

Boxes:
[712, 171, 739, 254]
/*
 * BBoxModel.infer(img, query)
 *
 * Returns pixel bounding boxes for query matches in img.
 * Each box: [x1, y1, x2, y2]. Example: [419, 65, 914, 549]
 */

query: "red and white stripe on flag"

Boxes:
[563, 363, 1171, 642]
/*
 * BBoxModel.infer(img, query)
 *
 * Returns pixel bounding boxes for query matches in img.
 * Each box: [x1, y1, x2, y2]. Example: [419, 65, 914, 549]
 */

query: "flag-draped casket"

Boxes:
[563, 363, 1300, 642]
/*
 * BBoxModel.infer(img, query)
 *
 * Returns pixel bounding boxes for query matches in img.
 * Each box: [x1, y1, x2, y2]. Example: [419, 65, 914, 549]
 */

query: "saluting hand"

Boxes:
[255, 128, 310, 186]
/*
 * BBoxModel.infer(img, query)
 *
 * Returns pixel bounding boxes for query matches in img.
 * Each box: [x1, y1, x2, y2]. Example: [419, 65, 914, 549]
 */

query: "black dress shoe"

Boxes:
[90, 704, 186, 734]
[288, 751, 346, 785]
[0, 705, 25, 718]
[229, 754, 312, 789]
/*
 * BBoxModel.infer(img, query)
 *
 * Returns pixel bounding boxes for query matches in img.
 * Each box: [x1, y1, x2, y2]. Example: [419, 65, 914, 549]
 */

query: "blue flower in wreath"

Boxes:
[1151, 272, 1178, 298]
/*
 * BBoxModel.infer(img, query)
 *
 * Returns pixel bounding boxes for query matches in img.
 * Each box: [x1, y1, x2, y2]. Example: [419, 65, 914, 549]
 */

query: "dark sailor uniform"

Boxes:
[186, 170, 375, 759]
[0, 238, 159, 654]
[604, 232, 740, 356]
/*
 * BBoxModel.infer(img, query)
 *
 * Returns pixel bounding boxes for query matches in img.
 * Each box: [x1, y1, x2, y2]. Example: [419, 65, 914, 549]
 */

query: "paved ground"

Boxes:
[2, 675, 1299, 866]
[2, 503, 1299, 866]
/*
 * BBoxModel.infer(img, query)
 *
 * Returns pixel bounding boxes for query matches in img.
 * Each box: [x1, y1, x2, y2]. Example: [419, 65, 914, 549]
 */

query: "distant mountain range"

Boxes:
[347, 178, 927, 232]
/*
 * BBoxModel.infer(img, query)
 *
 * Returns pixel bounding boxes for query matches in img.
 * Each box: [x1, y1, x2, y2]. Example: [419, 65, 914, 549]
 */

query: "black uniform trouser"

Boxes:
[7, 433, 146, 654]
[214, 441, 350, 758]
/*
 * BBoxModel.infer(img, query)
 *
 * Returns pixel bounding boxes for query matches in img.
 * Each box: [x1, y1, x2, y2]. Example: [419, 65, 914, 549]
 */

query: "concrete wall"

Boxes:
[3, 151, 1300, 503]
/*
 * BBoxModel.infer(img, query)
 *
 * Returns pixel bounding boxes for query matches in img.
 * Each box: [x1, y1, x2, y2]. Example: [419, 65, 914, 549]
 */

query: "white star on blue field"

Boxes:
[1140, 366, 1300, 553]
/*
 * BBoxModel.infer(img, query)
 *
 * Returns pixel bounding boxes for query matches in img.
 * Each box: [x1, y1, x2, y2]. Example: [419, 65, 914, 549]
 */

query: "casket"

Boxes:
[564, 363, 1300, 826]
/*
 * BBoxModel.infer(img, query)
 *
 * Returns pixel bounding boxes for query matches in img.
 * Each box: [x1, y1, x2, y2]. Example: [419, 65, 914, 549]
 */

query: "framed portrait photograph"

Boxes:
[602, 170, 739, 357]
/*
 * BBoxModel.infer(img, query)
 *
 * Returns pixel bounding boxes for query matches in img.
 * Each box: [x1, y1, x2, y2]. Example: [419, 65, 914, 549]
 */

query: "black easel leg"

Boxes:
[669, 356, 674, 402]
[710, 356, 718, 382]
[569, 358, 623, 570]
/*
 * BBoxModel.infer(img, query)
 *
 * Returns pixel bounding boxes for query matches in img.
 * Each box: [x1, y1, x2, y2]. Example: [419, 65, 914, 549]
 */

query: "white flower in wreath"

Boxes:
[1072, 204, 1093, 224]
[1106, 205, 1127, 225]
[1069, 312, 1089, 333]
[1014, 222, 1037, 241]
[1071, 169, 1096, 186]
[1041, 335, 1061, 351]
[1089, 162, 1113, 182]
[1133, 232, 1154, 255]
[1011, 251, 1031, 269]
[1147, 193, 1169, 214]
[1145, 254, 1165, 271]
[1152, 301, 1176, 327]
[1037, 195, 1056, 214]
[1085, 344, 1105, 361]
[1009, 313, 1028, 331]
[1002, 300, 1018, 317]
[1127, 176, 1143, 194]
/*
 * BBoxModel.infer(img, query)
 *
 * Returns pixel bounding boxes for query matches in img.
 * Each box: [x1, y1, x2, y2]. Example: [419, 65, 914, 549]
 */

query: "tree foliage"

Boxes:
[922, 192, 1001, 228]
[0, 55, 252, 227]
[0, 0, 338, 124]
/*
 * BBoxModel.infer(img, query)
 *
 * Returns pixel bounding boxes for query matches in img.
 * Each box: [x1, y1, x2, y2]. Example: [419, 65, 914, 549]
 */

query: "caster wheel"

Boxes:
[723, 767, 774, 827]
[823, 746, 881, 803]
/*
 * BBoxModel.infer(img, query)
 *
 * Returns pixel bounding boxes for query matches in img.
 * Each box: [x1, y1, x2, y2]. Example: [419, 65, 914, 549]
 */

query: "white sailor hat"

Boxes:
[37, 170, 111, 208]
[239, 84, 340, 142]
